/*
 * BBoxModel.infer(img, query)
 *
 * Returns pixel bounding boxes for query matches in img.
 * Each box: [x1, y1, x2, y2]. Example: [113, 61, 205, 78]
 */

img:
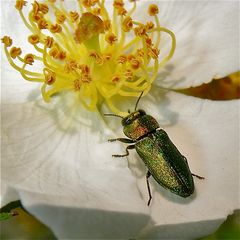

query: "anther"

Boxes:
[125, 69, 133, 80]
[148, 47, 160, 59]
[45, 36, 54, 48]
[122, 16, 133, 32]
[50, 24, 62, 33]
[89, 51, 104, 65]
[112, 75, 120, 83]
[1, 36, 12, 47]
[131, 59, 141, 70]
[24, 54, 34, 65]
[117, 55, 127, 64]
[148, 4, 159, 16]
[137, 49, 145, 57]
[58, 51, 66, 60]
[37, 18, 48, 29]
[39, 3, 49, 14]
[33, 13, 43, 22]
[145, 22, 155, 31]
[44, 69, 56, 85]
[49, 46, 60, 59]
[32, 1, 40, 15]
[145, 37, 153, 47]
[82, 0, 98, 8]
[64, 60, 78, 73]
[103, 20, 111, 31]
[10, 47, 22, 58]
[105, 33, 117, 45]
[70, 11, 79, 22]
[55, 12, 66, 24]
[117, 7, 127, 16]
[134, 25, 147, 37]
[113, 0, 124, 9]
[15, 0, 27, 11]
[28, 34, 40, 45]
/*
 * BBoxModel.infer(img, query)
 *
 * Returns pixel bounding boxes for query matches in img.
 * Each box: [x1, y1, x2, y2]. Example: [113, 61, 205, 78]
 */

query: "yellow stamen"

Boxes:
[2, 0, 176, 116]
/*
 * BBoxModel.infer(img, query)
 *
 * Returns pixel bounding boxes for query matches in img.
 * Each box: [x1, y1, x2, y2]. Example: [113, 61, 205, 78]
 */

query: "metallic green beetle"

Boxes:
[106, 93, 204, 205]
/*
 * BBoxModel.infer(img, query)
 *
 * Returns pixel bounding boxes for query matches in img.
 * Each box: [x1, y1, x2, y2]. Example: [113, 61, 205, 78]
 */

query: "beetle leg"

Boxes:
[108, 138, 135, 144]
[192, 173, 205, 180]
[112, 145, 135, 157]
[146, 171, 152, 206]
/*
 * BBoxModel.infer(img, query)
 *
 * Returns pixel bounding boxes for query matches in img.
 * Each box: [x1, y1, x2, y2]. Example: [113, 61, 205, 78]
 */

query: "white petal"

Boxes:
[1, 99, 149, 238]
[2, 92, 239, 238]
[136, 1, 239, 88]
[133, 91, 239, 239]
[1, 1, 239, 238]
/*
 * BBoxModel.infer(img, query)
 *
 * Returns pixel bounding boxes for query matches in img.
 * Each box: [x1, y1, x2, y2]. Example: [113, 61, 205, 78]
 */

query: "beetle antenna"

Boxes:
[134, 91, 144, 111]
[104, 113, 124, 119]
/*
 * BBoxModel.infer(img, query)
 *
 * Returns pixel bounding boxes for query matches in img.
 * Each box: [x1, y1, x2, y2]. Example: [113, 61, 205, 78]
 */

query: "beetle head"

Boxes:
[121, 109, 146, 126]
[104, 92, 159, 140]
[122, 109, 159, 141]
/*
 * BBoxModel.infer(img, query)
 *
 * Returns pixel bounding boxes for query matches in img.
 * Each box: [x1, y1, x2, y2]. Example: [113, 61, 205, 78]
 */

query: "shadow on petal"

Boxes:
[27, 204, 151, 239]
[138, 218, 224, 239]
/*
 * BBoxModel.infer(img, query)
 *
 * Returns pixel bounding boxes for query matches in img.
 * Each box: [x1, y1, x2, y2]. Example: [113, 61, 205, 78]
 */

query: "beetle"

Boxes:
[105, 92, 204, 205]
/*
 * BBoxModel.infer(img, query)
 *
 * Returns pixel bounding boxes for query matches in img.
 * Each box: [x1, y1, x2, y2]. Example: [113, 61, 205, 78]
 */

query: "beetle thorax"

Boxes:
[123, 114, 159, 141]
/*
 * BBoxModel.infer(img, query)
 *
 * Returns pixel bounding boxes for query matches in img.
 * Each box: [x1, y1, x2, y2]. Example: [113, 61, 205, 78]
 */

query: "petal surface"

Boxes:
[136, 1, 239, 88]
[132, 90, 239, 238]
[1, 99, 149, 238]
[1, 0, 239, 238]
[1, 91, 239, 238]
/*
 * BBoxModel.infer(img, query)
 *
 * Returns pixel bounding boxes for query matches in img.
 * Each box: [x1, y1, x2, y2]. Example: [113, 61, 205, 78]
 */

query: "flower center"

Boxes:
[2, 0, 176, 116]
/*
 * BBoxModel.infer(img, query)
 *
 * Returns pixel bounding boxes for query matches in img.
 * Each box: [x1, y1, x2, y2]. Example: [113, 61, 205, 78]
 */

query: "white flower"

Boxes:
[1, 0, 239, 239]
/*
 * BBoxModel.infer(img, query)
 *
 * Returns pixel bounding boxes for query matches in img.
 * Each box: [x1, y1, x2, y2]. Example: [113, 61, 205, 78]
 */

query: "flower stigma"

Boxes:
[2, 0, 176, 116]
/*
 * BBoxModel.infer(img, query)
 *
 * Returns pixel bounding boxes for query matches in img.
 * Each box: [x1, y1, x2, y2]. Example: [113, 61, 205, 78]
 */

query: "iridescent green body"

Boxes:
[121, 110, 194, 198]
[135, 129, 194, 197]
[108, 106, 201, 205]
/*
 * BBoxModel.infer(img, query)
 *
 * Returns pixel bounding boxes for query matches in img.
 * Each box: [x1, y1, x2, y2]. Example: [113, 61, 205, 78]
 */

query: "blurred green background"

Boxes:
[0, 206, 239, 239]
